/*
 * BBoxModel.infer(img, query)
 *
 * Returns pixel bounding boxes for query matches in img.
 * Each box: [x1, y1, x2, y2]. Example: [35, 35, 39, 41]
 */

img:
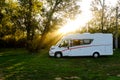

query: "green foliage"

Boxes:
[0, 0, 81, 51]
[0, 0, 21, 38]
[18, 0, 42, 41]
[0, 0, 43, 51]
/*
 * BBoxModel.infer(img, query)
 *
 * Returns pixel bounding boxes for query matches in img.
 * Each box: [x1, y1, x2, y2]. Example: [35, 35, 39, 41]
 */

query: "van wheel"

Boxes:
[55, 53, 62, 58]
[93, 52, 99, 58]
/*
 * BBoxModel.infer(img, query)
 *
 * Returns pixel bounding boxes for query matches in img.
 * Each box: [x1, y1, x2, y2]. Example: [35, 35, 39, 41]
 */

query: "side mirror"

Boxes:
[58, 44, 61, 48]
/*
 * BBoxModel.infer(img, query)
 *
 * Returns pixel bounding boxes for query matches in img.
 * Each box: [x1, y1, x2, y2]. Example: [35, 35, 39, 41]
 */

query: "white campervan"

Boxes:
[49, 33, 113, 58]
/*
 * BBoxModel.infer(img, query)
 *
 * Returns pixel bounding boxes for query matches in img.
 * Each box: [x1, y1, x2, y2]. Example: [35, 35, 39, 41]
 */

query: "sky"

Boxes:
[59, 0, 118, 34]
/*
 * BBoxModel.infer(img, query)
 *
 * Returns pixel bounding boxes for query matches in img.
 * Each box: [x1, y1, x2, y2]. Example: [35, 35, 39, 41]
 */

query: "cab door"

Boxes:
[59, 40, 70, 56]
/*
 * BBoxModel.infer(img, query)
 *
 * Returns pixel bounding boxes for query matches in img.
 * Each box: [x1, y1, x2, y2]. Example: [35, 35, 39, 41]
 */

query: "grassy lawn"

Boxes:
[0, 48, 120, 80]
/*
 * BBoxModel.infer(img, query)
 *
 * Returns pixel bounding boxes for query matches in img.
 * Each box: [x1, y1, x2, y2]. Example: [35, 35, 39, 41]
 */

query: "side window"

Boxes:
[71, 39, 93, 46]
[59, 40, 69, 47]
[83, 39, 93, 44]
[72, 40, 83, 46]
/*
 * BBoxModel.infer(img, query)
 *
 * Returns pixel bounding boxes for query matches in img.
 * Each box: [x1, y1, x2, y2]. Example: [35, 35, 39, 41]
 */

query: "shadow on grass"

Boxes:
[0, 48, 35, 79]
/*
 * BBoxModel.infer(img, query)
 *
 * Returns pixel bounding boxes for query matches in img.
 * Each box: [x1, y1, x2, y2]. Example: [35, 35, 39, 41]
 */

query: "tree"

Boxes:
[87, 0, 117, 33]
[0, 0, 7, 38]
[39, 0, 81, 49]
[18, 0, 42, 40]
[0, 0, 20, 38]
[18, 0, 42, 51]
[0, 0, 81, 51]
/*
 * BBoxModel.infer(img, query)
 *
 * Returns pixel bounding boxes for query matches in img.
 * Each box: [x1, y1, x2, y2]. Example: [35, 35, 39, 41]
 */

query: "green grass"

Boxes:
[0, 48, 120, 80]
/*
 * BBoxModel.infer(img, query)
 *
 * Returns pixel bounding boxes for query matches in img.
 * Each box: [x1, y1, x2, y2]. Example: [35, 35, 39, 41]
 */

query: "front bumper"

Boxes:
[49, 51, 55, 56]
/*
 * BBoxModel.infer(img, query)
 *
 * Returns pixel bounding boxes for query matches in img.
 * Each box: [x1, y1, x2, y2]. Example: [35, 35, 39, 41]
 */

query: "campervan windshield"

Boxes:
[56, 39, 69, 47]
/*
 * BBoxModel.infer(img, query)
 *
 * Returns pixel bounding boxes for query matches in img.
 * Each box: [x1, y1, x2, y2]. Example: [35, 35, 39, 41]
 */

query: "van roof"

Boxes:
[62, 33, 112, 40]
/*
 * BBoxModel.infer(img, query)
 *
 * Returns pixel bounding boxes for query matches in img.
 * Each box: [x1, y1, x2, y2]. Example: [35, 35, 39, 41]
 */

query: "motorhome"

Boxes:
[49, 33, 113, 58]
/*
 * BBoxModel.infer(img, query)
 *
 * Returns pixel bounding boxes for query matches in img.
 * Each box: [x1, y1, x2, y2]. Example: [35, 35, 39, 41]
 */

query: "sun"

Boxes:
[58, 0, 92, 34]
[58, 20, 80, 34]
[58, 14, 91, 34]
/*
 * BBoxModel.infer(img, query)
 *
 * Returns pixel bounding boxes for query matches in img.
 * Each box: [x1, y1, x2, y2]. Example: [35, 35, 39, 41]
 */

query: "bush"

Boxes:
[16, 38, 26, 48]
[0, 35, 27, 48]
[0, 39, 6, 48]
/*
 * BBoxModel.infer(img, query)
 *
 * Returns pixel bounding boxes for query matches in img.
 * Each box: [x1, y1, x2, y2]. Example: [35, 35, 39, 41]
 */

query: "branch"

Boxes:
[43, 0, 62, 35]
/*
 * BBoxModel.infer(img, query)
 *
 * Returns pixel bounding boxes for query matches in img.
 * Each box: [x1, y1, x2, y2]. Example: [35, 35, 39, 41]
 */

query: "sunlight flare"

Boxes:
[58, 14, 91, 34]
[58, 21, 79, 34]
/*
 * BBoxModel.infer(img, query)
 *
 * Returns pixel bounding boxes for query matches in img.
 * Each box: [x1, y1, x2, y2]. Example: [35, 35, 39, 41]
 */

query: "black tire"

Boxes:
[93, 52, 99, 58]
[55, 53, 62, 58]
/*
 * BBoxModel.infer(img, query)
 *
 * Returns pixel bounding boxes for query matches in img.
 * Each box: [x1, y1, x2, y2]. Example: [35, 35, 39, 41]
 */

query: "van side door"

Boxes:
[69, 39, 93, 56]
[69, 39, 83, 56]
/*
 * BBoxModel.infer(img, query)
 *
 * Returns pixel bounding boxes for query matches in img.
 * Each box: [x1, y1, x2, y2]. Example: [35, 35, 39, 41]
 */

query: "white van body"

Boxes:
[49, 33, 113, 58]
